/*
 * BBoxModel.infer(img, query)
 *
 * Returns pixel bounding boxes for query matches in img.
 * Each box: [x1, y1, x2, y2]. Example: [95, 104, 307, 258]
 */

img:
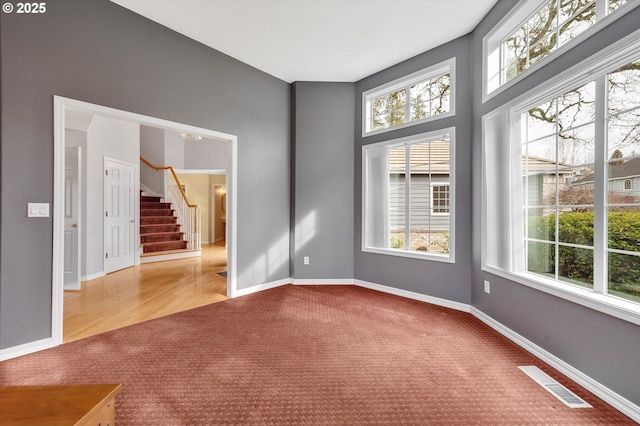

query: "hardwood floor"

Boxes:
[63, 242, 228, 343]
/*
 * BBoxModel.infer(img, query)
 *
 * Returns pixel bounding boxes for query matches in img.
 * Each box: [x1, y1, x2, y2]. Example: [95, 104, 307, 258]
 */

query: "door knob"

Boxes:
[72, 223, 78, 228]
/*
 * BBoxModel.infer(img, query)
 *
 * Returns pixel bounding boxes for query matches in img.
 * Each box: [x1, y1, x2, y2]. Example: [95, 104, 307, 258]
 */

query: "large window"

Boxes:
[483, 37, 640, 321]
[363, 129, 454, 262]
[363, 59, 455, 135]
[484, 0, 638, 99]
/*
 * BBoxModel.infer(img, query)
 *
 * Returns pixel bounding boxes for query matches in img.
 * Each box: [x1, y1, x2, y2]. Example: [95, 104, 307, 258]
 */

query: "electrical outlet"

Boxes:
[303, 256, 310, 265]
[483, 280, 491, 294]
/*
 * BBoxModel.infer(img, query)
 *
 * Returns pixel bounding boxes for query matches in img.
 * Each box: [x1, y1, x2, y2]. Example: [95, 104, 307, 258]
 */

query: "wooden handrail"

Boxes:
[140, 157, 196, 208]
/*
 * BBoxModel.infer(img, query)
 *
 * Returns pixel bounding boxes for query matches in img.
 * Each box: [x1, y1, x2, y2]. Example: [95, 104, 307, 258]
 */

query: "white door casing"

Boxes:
[104, 157, 136, 274]
[48, 96, 237, 352]
[64, 147, 82, 290]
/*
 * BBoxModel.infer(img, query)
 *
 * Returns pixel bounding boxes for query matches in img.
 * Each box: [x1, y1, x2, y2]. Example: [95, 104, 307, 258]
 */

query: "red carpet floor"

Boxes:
[0, 285, 635, 425]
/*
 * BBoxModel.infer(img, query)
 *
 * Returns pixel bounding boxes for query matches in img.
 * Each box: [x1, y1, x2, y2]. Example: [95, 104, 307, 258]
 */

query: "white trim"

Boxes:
[361, 246, 454, 263]
[354, 279, 471, 313]
[481, 29, 640, 326]
[292, 279, 356, 285]
[0, 338, 55, 361]
[361, 128, 455, 263]
[82, 271, 106, 282]
[483, 0, 640, 103]
[140, 250, 202, 264]
[472, 307, 640, 423]
[233, 278, 291, 297]
[483, 265, 640, 327]
[5, 274, 640, 421]
[362, 58, 456, 137]
[53, 95, 239, 343]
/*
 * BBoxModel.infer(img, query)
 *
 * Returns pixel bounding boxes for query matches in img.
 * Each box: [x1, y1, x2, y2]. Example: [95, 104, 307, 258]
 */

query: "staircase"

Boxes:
[140, 194, 187, 254]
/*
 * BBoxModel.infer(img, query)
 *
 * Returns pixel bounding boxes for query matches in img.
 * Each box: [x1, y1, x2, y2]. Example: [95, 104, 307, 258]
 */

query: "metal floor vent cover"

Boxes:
[519, 366, 592, 408]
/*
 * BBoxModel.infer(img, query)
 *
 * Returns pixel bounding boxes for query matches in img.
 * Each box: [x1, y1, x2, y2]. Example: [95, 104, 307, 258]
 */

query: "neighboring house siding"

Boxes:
[390, 175, 450, 231]
[610, 176, 640, 199]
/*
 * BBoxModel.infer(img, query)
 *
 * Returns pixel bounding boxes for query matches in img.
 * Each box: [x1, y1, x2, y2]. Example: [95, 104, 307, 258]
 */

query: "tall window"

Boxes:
[363, 129, 454, 261]
[363, 59, 455, 135]
[485, 0, 638, 98]
[483, 44, 640, 317]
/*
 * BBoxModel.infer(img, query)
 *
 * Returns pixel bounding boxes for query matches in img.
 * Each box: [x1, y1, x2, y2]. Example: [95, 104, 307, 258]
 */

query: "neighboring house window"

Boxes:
[431, 184, 450, 214]
[484, 0, 638, 99]
[363, 129, 454, 262]
[483, 39, 640, 321]
[363, 59, 455, 135]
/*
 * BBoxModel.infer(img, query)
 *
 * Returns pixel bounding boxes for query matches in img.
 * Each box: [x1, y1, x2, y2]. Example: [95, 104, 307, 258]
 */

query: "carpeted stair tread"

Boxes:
[140, 232, 185, 244]
[140, 209, 175, 216]
[140, 216, 178, 225]
[142, 240, 188, 252]
[140, 195, 162, 203]
[140, 224, 181, 233]
[139, 193, 187, 254]
[140, 201, 171, 209]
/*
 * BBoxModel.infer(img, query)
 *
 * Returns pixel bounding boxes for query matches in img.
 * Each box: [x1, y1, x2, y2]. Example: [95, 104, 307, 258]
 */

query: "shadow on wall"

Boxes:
[237, 210, 317, 285]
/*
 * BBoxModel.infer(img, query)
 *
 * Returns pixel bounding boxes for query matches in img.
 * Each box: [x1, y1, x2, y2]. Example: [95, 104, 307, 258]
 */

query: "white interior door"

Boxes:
[104, 157, 136, 274]
[64, 147, 82, 290]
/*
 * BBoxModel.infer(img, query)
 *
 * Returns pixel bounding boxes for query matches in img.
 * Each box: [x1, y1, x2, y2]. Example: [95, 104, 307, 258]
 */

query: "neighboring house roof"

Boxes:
[572, 157, 640, 185]
[525, 156, 576, 175]
[389, 140, 450, 174]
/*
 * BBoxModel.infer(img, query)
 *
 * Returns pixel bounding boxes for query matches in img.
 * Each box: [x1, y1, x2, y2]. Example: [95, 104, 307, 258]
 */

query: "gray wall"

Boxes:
[291, 82, 354, 280]
[0, 0, 290, 349]
[140, 125, 167, 195]
[471, 1, 640, 407]
[354, 36, 473, 304]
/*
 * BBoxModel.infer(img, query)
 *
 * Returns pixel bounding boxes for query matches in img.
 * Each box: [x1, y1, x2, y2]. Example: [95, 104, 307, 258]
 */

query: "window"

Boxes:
[363, 59, 455, 135]
[363, 129, 454, 261]
[431, 185, 450, 214]
[484, 0, 638, 100]
[483, 36, 640, 322]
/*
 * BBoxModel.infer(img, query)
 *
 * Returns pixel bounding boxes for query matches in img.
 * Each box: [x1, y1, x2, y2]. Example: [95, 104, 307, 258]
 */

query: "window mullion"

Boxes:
[593, 76, 608, 293]
[596, 0, 607, 20]
[405, 86, 411, 125]
[405, 146, 411, 251]
[554, 99, 560, 281]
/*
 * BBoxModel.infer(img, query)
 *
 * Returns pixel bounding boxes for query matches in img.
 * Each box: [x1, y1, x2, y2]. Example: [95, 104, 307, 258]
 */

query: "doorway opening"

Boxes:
[53, 96, 238, 345]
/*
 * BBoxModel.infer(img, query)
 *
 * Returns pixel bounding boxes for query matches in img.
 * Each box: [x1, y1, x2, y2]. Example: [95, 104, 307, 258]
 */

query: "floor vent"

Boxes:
[519, 366, 592, 408]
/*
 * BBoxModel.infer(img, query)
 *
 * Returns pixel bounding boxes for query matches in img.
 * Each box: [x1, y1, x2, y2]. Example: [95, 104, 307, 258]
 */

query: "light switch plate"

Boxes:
[27, 203, 49, 217]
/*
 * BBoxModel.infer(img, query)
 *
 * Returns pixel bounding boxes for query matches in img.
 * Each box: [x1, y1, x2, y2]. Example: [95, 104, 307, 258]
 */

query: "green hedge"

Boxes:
[528, 211, 640, 298]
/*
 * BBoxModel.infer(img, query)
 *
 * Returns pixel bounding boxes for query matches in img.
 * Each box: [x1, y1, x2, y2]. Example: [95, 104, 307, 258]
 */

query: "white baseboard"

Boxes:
[82, 271, 106, 282]
[3, 273, 638, 422]
[292, 278, 355, 285]
[354, 279, 472, 313]
[0, 338, 56, 361]
[139, 250, 201, 264]
[471, 307, 640, 423]
[232, 278, 291, 298]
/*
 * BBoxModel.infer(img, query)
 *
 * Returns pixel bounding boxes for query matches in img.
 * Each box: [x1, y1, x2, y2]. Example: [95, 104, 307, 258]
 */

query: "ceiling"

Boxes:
[111, 0, 498, 83]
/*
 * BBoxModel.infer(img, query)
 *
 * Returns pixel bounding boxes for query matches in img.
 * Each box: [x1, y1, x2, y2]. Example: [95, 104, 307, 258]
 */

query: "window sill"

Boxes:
[482, 265, 640, 326]
[362, 111, 455, 138]
[363, 246, 454, 263]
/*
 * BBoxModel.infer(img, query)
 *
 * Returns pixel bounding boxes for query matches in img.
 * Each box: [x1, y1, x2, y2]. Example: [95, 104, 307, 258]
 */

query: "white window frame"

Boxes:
[483, 0, 640, 103]
[362, 128, 455, 263]
[482, 28, 640, 325]
[430, 183, 451, 216]
[362, 58, 456, 137]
